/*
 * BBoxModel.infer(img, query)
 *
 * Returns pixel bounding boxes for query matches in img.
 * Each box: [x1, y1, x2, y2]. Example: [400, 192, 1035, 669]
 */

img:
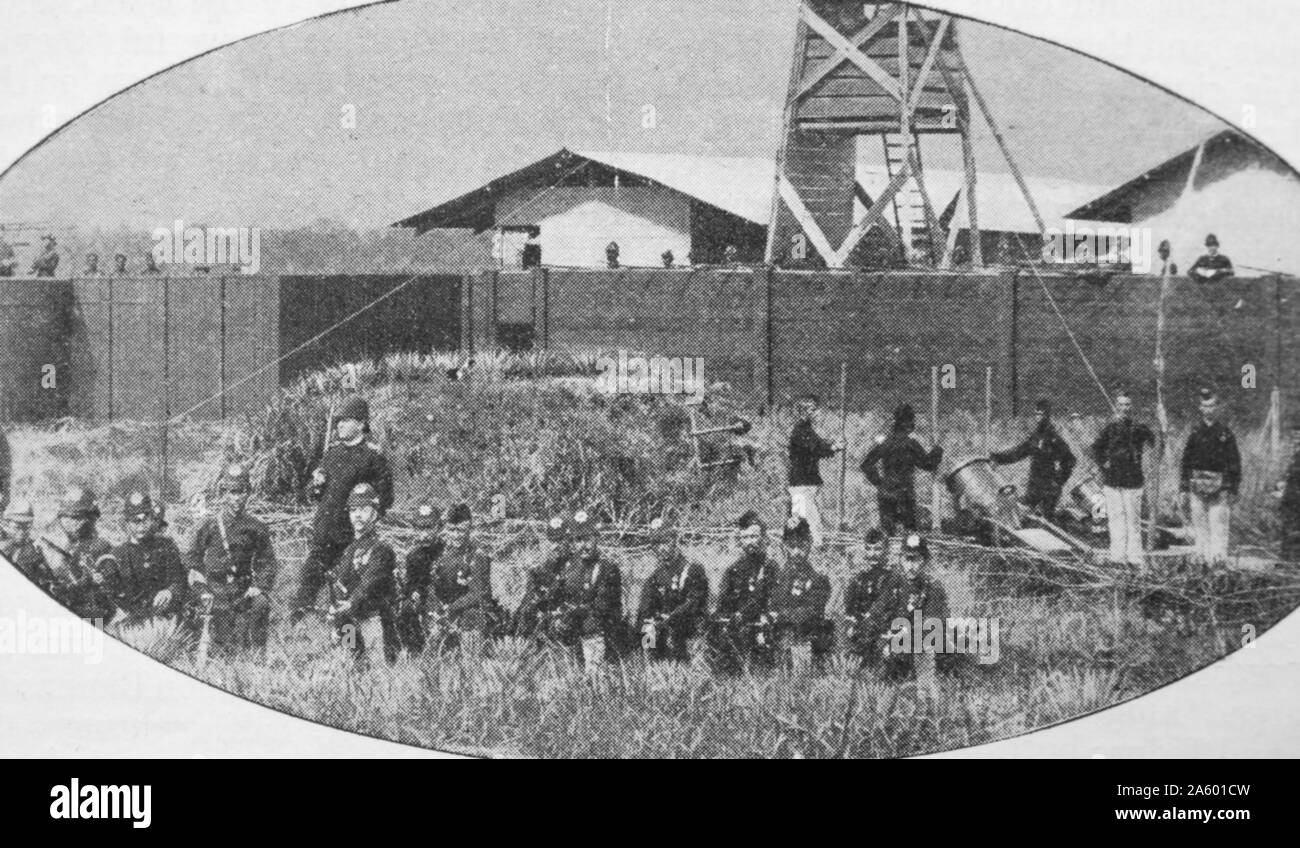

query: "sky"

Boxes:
[0, 0, 1230, 231]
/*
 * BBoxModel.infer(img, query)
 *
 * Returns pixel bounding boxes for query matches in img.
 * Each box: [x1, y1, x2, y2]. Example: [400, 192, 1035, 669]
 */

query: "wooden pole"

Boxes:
[838, 361, 849, 531]
[1151, 263, 1171, 553]
[931, 365, 940, 531]
[984, 365, 993, 454]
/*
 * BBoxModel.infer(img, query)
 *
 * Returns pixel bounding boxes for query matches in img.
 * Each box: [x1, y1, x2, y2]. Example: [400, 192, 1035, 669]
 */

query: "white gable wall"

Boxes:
[496, 186, 691, 268]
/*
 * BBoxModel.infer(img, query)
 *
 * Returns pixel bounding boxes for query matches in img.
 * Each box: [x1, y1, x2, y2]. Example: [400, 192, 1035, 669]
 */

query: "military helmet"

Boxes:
[735, 509, 763, 531]
[902, 533, 930, 560]
[123, 491, 154, 522]
[545, 514, 568, 541]
[646, 515, 676, 544]
[445, 503, 472, 526]
[219, 463, 252, 494]
[337, 395, 370, 423]
[569, 509, 598, 539]
[3, 498, 36, 524]
[57, 486, 100, 519]
[411, 502, 440, 529]
[346, 482, 380, 509]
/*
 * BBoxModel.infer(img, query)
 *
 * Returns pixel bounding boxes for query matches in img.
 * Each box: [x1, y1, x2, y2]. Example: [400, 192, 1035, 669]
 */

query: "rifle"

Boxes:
[195, 589, 216, 665]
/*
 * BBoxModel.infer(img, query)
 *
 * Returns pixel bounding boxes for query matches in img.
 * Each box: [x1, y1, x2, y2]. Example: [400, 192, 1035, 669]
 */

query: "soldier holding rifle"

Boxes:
[43, 487, 120, 623]
[514, 513, 572, 643]
[112, 491, 186, 624]
[636, 515, 709, 664]
[388, 502, 441, 657]
[769, 516, 833, 673]
[330, 483, 397, 663]
[558, 509, 623, 665]
[708, 510, 778, 675]
[430, 503, 503, 654]
[185, 464, 276, 657]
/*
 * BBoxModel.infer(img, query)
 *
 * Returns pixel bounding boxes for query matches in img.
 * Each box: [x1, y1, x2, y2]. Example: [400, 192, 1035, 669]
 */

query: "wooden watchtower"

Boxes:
[765, 1, 984, 269]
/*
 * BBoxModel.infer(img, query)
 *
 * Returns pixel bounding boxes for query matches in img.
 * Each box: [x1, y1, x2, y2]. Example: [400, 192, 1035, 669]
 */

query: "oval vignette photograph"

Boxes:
[0, 0, 1298, 760]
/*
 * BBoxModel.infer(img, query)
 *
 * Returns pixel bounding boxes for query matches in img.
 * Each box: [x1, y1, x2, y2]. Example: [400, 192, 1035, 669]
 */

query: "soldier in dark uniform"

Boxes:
[31, 235, 59, 277]
[44, 487, 120, 623]
[635, 515, 708, 663]
[1092, 392, 1156, 567]
[770, 516, 833, 673]
[559, 509, 623, 665]
[514, 514, 571, 643]
[112, 491, 186, 624]
[185, 464, 277, 657]
[83, 252, 101, 276]
[1187, 233, 1234, 283]
[1, 499, 59, 597]
[1278, 416, 1300, 564]
[990, 398, 1077, 517]
[709, 510, 778, 675]
[1179, 389, 1242, 566]
[330, 483, 397, 663]
[787, 394, 843, 547]
[112, 253, 128, 275]
[844, 532, 904, 668]
[861, 404, 944, 535]
[387, 502, 441, 657]
[293, 396, 393, 623]
[430, 504, 502, 654]
[877, 534, 950, 686]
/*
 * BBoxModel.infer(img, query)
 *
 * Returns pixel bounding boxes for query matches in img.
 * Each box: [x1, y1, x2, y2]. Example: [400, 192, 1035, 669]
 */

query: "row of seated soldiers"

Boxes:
[0, 464, 952, 678]
[0, 465, 276, 656]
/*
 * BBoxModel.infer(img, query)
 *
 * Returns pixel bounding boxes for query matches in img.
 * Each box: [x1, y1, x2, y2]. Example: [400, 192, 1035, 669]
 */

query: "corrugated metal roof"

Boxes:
[575, 150, 776, 226]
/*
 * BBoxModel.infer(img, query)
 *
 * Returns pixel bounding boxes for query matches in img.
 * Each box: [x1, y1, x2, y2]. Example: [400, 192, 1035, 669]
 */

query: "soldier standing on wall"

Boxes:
[990, 398, 1076, 517]
[31, 235, 59, 277]
[293, 396, 393, 624]
[636, 515, 709, 664]
[1187, 234, 1234, 283]
[861, 404, 944, 535]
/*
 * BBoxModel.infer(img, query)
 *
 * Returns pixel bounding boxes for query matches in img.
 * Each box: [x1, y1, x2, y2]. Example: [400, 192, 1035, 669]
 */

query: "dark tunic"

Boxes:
[560, 555, 623, 641]
[1179, 420, 1242, 495]
[432, 547, 497, 632]
[112, 535, 187, 618]
[788, 419, 835, 487]
[334, 533, 396, 622]
[771, 561, 832, 642]
[636, 552, 709, 637]
[1091, 419, 1156, 489]
[308, 440, 394, 551]
[186, 512, 277, 602]
[46, 533, 119, 621]
[1187, 253, 1234, 282]
[1, 537, 59, 596]
[991, 420, 1077, 512]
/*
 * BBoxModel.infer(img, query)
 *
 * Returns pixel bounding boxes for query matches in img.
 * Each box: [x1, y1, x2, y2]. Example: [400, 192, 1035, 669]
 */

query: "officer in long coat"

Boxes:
[294, 396, 393, 622]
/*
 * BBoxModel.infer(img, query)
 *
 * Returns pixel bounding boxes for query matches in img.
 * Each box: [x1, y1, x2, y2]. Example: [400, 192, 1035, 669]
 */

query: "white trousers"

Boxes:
[788, 485, 824, 546]
[1103, 486, 1145, 566]
[1189, 492, 1231, 563]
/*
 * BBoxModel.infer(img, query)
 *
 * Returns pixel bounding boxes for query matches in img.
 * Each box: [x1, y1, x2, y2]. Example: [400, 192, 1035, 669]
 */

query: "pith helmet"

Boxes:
[411, 502, 440, 529]
[57, 487, 99, 519]
[219, 463, 252, 494]
[338, 396, 370, 423]
[445, 503, 472, 526]
[647, 515, 676, 544]
[3, 498, 35, 524]
[545, 514, 568, 541]
[570, 509, 598, 538]
[123, 491, 154, 522]
[347, 482, 380, 509]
